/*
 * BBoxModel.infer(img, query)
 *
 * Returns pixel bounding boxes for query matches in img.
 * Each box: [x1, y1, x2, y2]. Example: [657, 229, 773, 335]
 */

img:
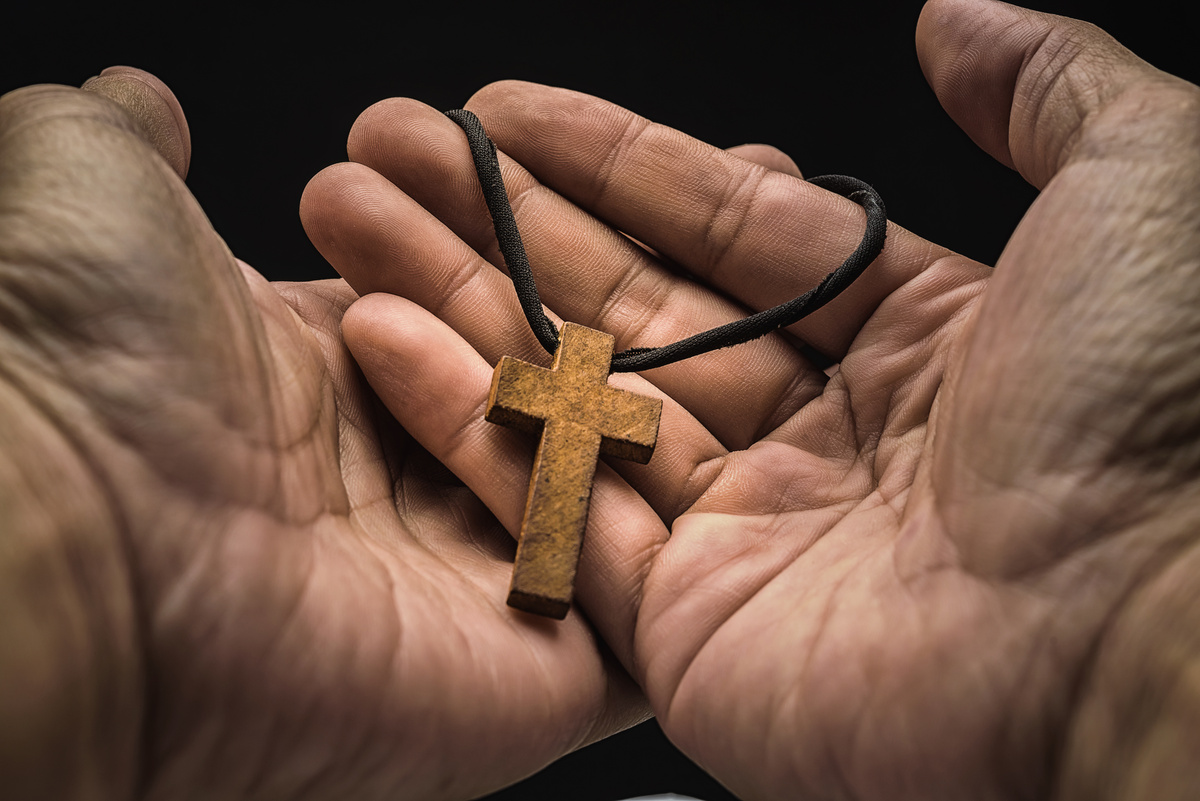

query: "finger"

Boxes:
[916, 0, 1178, 188]
[81, 66, 191, 180]
[461, 80, 959, 360]
[920, 1, 1200, 574]
[301, 158, 551, 366]
[725, 143, 804, 179]
[0, 73, 274, 475]
[304, 166, 729, 518]
[0, 76, 227, 347]
[339, 99, 825, 449]
[309, 102, 821, 452]
[341, 292, 672, 669]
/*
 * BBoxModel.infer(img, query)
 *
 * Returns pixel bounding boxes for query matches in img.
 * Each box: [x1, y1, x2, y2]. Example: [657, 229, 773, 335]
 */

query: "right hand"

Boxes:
[305, 0, 1200, 798]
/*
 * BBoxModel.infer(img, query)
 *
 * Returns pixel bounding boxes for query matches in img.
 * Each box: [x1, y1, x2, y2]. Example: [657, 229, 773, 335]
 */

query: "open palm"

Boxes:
[0, 70, 644, 800]
[304, 2, 1200, 799]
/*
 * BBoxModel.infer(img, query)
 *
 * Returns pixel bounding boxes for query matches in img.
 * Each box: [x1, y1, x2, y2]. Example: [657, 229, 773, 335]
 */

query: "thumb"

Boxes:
[0, 66, 250, 410]
[916, 0, 1187, 188]
[0, 67, 189, 183]
[80, 66, 191, 180]
[925, 1, 1200, 577]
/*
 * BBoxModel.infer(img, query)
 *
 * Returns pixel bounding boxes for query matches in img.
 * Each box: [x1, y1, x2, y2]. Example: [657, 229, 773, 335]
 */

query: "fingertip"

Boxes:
[463, 79, 542, 115]
[341, 291, 402, 348]
[915, 0, 1029, 171]
[916, 0, 1164, 187]
[299, 161, 361, 229]
[348, 97, 437, 165]
[81, 66, 191, 180]
[298, 161, 388, 265]
[341, 293, 430, 399]
[342, 293, 489, 393]
[344, 97, 483, 217]
[463, 80, 593, 143]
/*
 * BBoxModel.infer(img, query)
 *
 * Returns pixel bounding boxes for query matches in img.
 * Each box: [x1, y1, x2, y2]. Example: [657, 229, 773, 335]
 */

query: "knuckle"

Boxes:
[1012, 19, 1171, 181]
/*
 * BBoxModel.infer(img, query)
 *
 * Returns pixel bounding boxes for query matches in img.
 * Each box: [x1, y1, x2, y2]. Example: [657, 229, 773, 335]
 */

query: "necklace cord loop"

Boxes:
[446, 109, 887, 373]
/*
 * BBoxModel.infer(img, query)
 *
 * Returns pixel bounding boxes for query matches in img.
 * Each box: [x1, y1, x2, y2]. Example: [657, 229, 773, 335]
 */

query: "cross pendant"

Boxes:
[486, 323, 662, 619]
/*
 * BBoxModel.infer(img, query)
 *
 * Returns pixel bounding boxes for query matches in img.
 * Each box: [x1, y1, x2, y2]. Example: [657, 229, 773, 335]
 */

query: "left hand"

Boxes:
[0, 68, 644, 801]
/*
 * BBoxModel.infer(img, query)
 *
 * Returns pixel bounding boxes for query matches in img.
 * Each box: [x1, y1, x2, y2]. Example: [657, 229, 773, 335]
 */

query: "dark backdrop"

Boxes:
[4, 2, 1195, 799]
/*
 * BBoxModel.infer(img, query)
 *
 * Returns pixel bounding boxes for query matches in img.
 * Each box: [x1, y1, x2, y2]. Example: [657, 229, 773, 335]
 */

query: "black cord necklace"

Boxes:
[445, 108, 887, 372]
[443, 108, 887, 620]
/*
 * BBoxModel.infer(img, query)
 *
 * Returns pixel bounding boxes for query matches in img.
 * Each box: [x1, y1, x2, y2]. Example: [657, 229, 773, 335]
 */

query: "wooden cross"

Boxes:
[486, 322, 662, 619]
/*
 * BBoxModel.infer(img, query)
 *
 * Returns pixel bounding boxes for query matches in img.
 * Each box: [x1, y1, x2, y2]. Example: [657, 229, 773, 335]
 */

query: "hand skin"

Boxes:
[303, 0, 1200, 799]
[0, 69, 664, 799]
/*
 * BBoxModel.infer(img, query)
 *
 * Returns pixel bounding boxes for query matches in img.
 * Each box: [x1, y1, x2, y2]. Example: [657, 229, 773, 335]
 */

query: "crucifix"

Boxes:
[487, 322, 662, 619]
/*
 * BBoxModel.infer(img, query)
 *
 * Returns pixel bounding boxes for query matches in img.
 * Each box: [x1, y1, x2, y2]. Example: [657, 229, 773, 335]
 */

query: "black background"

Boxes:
[4, 1, 1196, 799]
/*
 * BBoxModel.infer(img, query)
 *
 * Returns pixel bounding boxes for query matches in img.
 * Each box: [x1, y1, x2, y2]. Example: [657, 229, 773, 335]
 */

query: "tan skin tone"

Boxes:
[0, 70, 645, 800]
[2, 1, 1198, 799]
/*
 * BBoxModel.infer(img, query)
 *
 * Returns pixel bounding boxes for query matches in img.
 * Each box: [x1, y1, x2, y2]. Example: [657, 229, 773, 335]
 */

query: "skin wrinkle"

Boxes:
[0, 360, 148, 786]
[899, 455, 960, 586]
[440, 399, 508, 488]
[0, 259, 105, 358]
[338, 544, 404, 795]
[439, 485, 505, 564]
[672, 501, 855, 714]
[487, 170, 564, 294]
[753, 363, 826, 443]
[498, 164, 548, 229]
[426, 249, 493, 328]
[586, 244, 666, 345]
[266, 400, 333, 526]
[799, 563, 859, 801]
[1011, 25, 1120, 185]
[597, 260, 679, 354]
[0, 90, 147, 153]
[387, 465, 498, 568]
[876, 364, 933, 465]
[237, 551, 321, 798]
[1032, 47, 1092, 180]
[1046, 534, 1190, 800]
[272, 565, 360, 796]
[76, 318, 294, 521]
[1108, 372, 1200, 477]
[668, 450, 729, 524]
[566, 630, 621, 756]
[444, 155, 509, 270]
[13, 1, 1200, 786]
[623, 531, 670, 681]
[1007, 23, 1059, 173]
[142, 514, 235, 792]
[828, 369, 875, 460]
[590, 114, 654, 210]
[697, 163, 768, 282]
[330, 387, 380, 482]
[995, 596, 1059, 798]
[977, 456, 1159, 584]
[844, 619, 885, 801]
[874, 453, 917, 517]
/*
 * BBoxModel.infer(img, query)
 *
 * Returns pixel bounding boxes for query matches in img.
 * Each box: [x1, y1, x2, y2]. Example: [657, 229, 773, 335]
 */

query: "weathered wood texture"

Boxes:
[486, 323, 662, 618]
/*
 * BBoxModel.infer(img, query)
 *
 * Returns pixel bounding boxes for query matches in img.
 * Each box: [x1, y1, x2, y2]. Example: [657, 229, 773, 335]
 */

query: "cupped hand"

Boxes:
[303, 0, 1200, 798]
[0, 68, 646, 801]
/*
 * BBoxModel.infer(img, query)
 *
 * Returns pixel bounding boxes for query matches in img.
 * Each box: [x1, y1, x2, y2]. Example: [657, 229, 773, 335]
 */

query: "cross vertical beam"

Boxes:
[486, 323, 662, 619]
